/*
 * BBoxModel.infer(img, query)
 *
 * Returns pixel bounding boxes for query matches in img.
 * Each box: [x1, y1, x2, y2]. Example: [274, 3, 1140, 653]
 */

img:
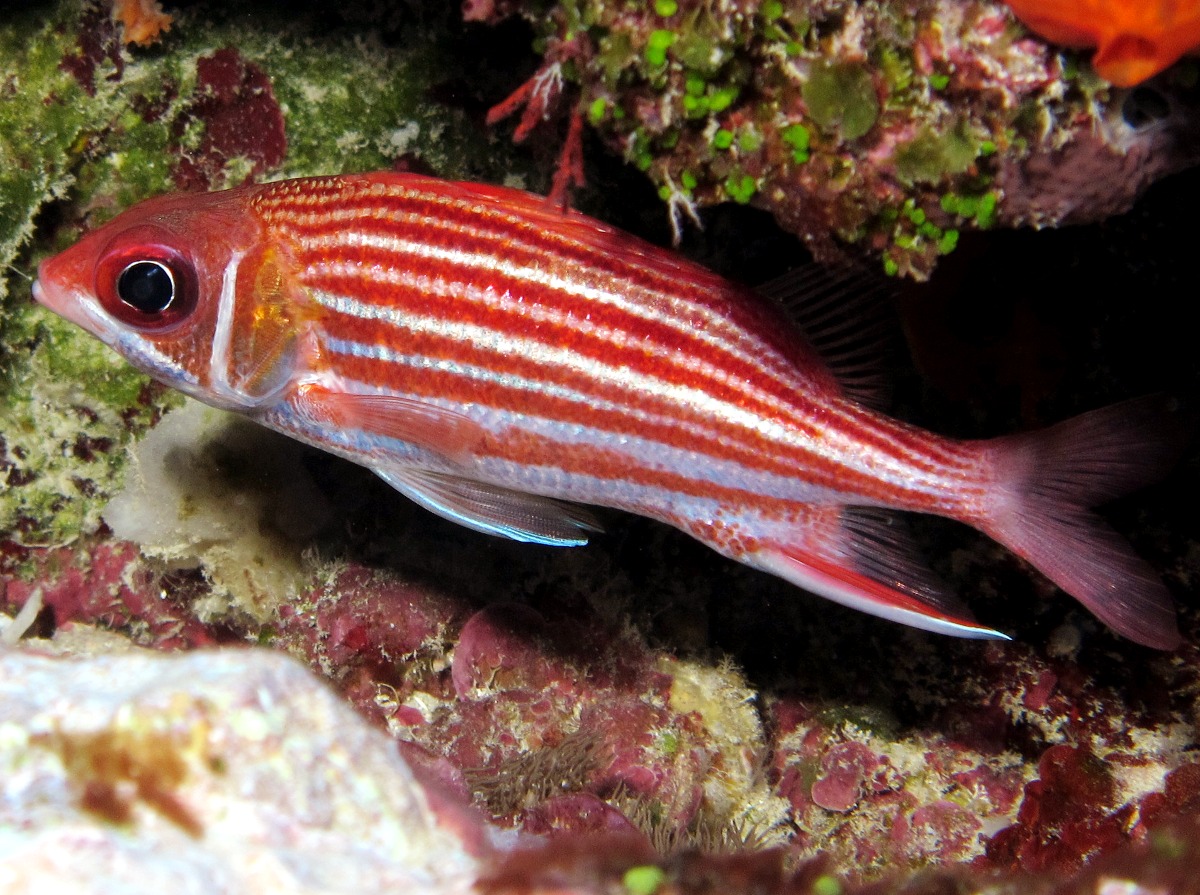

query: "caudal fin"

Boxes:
[980, 395, 1191, 649]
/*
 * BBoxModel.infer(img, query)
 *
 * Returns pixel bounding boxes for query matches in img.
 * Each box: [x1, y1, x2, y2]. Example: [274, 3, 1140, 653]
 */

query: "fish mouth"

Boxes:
[31, 273, 102, 336]
[33, 251, 89, 320]
[31, 254, 62, 313]
[30, 274, 69, 318]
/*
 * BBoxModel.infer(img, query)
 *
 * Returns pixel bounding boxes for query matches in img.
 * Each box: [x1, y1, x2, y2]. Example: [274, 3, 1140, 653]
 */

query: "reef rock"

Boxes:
[0, 643, 485, 894]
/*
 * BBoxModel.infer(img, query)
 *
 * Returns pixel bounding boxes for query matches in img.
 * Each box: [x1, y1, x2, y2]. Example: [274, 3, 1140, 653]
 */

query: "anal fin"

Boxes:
[748, 505, 1008, 639]
[375, 466, 602, 546]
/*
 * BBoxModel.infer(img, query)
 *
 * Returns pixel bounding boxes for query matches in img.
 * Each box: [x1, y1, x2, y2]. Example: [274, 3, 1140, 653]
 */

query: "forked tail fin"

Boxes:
[980, 395, 1192, 649]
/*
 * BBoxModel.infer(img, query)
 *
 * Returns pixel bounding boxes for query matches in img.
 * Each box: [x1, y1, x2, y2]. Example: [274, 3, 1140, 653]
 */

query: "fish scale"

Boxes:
[256, 178, 971, 499]
[33, 171, 1186, 648]
[258, 183, 814, 378]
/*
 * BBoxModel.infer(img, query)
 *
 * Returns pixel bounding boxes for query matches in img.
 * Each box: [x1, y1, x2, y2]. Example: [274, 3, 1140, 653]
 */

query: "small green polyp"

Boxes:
[725, 173, 756, 203]
[645, 30, 677, 67]
[587, 97, 608, 124]
[623, 865, 666, 895]
[782, 122, 811, 163]
[812, 874, 842, 895]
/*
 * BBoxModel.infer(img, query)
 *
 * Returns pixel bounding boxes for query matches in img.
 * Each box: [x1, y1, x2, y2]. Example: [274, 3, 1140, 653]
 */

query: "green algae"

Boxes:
[893, 121, 980, 186]
[622, 865, 666, 895]
[801, 61, 879, 141]
[812, 875, 843, 895]
[488, 0, 1200, 278]
[645, 29, 678, 68]
[0, 1, 96, 303]
[781, 122, 811, 163]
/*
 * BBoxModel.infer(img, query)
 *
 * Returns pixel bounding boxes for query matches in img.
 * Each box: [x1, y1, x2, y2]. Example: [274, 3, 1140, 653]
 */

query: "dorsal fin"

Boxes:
[757, 264, 896, 411]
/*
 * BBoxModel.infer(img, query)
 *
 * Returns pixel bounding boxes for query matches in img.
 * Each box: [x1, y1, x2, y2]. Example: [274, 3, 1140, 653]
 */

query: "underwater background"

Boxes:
[2, 1, 1200, 891]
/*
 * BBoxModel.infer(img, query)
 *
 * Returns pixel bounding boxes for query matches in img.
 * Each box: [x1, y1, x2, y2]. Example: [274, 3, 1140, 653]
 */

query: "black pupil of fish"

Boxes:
[117, 260, 175, 314]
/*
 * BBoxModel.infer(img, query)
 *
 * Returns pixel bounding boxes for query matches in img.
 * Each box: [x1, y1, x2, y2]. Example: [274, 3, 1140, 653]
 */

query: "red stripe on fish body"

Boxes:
[247, 174, 983, 516]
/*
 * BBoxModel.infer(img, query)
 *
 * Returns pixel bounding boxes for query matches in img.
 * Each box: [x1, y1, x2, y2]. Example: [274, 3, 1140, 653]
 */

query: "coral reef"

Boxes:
[473, 0, 1200, 277]
[7, 631, 1200, 894]
[2, 1, 1200, 893]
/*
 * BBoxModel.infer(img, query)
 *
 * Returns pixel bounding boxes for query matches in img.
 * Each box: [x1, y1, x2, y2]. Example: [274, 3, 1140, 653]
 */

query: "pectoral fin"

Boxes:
[229, 245, 307, 402]
[295, 384, 486, 462]
[374, 466, 602, 546]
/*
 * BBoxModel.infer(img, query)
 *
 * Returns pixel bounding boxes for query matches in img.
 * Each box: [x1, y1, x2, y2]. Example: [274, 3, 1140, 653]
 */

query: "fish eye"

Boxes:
[95, 241, 198, 331]
[117, 260, 176, 313]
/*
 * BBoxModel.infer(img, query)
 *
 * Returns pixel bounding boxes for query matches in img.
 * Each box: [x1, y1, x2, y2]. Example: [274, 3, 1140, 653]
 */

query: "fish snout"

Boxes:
[31, 267, 71, 318]
[30, 256, 100, 335]
[32, 252, 70, 313]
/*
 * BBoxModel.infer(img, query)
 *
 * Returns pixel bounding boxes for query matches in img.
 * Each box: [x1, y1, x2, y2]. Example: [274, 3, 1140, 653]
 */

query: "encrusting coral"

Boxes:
[6, 628, 1200, 893]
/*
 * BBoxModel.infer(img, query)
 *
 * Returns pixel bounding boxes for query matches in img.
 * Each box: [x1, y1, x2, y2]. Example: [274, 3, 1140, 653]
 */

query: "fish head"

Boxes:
[34, 186, 310, 410]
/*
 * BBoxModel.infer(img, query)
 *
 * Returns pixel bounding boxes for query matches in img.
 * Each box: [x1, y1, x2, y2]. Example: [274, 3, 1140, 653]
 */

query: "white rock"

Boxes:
[0, 646, 484, 894]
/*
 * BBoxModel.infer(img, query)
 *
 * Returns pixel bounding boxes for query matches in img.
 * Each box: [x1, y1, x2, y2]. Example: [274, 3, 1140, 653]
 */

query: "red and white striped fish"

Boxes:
[33, 172, 1186, 648]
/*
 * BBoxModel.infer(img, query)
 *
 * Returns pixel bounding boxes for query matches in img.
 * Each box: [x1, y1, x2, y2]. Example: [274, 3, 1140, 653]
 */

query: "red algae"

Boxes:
[171, 48, 287, 191]
[520, 793, 642, 838]
[809, 741, 887, 813]
[986, 745, 1125, 874]
[59, 0, 124, 97]
[1, 540, 218, 649]
[1139, 762, 1200, 829]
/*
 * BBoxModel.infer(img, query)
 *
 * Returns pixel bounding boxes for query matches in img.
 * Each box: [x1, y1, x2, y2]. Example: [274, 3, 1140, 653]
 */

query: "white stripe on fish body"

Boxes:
[271, 212, 805, 383]
[307, 293, 978, 504]
[261, 390, 813, 535]
[316, 331, 769, 459]
[259, 329, 979, 530]
[256, 180, 970, 456]
[271, 372, 850, 508]
[255, 182, 988, 509]
[308, 261, 809, 422]
[289, 238, 977, 478]
[290, 337, 836, 500]
[312, 290, 804, 448]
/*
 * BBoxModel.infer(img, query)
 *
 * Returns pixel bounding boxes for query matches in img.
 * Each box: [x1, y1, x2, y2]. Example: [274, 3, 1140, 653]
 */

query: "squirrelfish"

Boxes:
[33, 172, 1185, 648]
[1003, 0, 1200, 87]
